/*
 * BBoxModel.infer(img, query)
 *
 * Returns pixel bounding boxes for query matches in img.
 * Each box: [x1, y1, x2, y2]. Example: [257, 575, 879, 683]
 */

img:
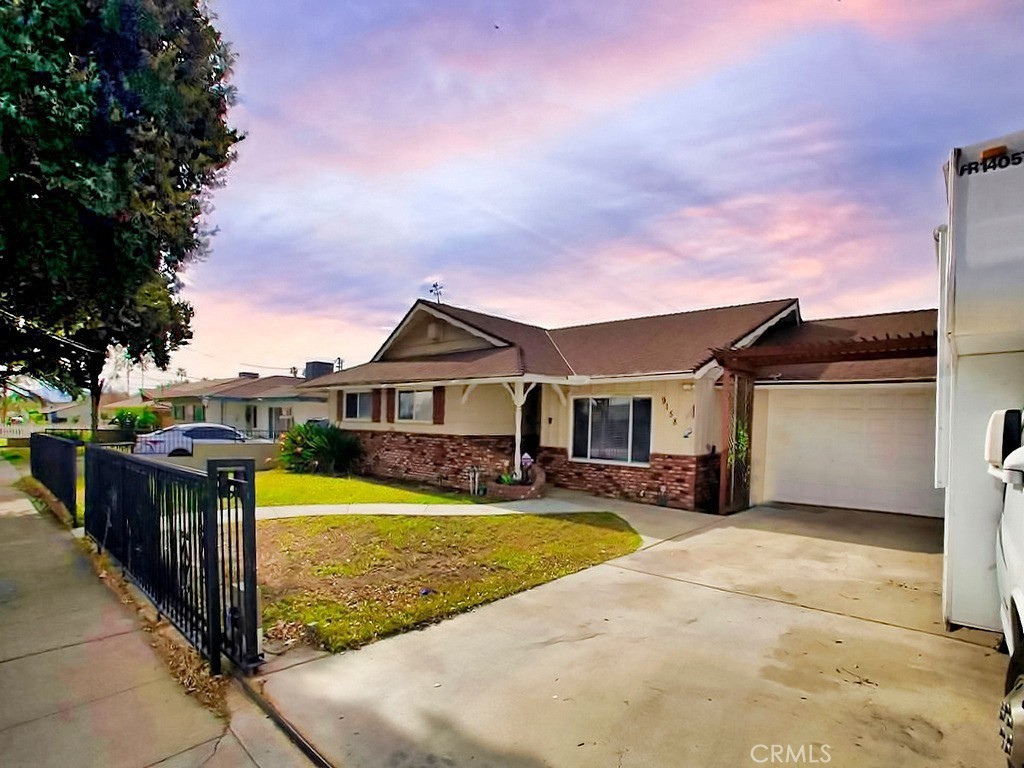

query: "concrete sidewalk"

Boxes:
[257, 488, 726, 549]
[0, 459, 313, 768]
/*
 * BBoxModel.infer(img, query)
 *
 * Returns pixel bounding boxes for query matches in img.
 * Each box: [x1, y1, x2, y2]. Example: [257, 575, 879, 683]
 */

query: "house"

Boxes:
[302, 299, 938, 514]
[100, 391, 173, 427]
[153, 366, 330, 436]
[40, 391, 128, 425]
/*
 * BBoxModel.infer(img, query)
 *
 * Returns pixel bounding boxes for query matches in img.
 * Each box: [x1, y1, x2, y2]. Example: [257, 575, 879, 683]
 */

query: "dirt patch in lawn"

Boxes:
[257, 513, 640, 652]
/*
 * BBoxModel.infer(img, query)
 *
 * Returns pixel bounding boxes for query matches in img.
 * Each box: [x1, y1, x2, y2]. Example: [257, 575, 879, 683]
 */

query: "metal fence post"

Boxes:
[238, 459, 260, 667]
[203, 471, 223, 676]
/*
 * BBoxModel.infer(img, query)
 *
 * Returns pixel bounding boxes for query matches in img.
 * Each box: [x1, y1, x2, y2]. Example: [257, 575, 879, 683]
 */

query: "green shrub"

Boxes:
[279, 423, 363, 475]
[110, 407, 159, 431]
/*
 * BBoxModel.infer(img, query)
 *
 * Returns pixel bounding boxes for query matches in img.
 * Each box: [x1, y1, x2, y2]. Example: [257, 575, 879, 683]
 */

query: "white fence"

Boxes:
[0, 424, 49, 440]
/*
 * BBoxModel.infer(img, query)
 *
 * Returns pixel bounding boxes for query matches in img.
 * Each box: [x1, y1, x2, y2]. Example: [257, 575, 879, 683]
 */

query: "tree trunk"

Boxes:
[87, 360, 105, 438]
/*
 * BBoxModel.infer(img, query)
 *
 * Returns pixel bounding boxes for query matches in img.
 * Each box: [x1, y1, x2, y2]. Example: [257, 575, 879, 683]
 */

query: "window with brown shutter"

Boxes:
[432, 386, 445, 424]
[385, 389, 396, 423]
[371, 389, 382, 422]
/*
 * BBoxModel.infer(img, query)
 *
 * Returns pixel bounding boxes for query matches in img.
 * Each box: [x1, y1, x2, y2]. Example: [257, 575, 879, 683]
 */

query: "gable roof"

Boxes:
[306, 298, 800, 387]
[151, 375, 325, 402]
[549, 299, 798, 376]
[753, 309, 937, 382]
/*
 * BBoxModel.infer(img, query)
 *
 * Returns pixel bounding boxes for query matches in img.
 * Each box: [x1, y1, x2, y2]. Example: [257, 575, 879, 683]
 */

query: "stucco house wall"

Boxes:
[331, 385, 516, 436]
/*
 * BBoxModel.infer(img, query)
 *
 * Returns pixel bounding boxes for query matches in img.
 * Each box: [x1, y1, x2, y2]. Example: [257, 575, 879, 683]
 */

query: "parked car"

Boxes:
[133, 423, 271, 457]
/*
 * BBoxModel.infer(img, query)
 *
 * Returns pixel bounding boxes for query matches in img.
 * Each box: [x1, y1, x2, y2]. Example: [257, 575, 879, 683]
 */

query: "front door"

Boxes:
[522, 386, 542, 460]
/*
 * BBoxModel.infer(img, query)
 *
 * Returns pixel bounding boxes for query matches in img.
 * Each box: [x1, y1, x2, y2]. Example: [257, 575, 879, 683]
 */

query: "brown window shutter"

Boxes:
[371, 389, 382, 422]
[385, 389, 395, 423]
[432, 386, 445, 424]
[336, 392, 344, 422]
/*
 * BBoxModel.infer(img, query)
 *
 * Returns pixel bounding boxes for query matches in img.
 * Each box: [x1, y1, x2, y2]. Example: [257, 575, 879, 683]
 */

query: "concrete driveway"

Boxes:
[256, 497, 1006, 768]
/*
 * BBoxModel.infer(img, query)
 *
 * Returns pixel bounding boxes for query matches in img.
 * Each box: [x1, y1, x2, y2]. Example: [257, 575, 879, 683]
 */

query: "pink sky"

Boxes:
[131, 0, 1023, 385]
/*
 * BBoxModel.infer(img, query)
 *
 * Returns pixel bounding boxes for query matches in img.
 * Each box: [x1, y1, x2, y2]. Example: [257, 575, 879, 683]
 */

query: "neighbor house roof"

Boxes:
[753, 309, 937, 382]
[305, 298, 800, 387]
[153, 375, 326, 402]
[151, 378, 241, 400]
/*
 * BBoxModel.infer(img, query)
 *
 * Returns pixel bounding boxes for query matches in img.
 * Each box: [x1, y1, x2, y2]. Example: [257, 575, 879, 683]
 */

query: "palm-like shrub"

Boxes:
[279, 423, 363, 475]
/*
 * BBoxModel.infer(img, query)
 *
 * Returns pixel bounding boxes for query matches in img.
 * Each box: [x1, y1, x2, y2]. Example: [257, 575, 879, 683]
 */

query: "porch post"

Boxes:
[512, 380, 524, 479]
[502, 380, 534, 479]
[719, 369, 733, 515]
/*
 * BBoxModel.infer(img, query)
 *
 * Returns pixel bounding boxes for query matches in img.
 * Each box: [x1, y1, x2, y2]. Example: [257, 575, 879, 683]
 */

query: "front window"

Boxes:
[344, 391, 373, 421]
[572, 397, 652, 464]
[192, 404, 206, 422]
[172, 404, 185, 421]
[397, 390, 432, 421]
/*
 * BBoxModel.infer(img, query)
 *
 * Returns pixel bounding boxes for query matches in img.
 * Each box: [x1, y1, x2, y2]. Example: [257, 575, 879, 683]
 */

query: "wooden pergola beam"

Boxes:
[711, 331, 937, 371]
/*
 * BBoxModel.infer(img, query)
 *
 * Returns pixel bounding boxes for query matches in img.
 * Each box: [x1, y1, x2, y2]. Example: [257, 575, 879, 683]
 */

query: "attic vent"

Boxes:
[427, 321, 441, 341]
[238, 371, 259, 379]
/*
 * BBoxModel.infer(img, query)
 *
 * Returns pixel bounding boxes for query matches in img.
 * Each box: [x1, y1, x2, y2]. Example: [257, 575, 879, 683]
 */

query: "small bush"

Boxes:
[279, 423, 363, 475]
[110, 407, 159, 431]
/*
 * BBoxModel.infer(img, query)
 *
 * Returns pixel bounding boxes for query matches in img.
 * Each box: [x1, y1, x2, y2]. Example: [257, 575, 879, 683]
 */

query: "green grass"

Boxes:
[254, 469, 475, 507]
[0, 447, 29, 465]
[258, 513, 641, 652]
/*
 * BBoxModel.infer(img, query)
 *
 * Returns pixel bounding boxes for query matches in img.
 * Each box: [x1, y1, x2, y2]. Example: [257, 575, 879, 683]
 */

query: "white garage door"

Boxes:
[761, 385, 944, 517]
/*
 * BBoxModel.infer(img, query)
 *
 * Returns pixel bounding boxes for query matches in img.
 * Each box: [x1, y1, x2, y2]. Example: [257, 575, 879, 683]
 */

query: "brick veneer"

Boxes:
[538, 447, 721, 512]
[347, 430, 514, 491]
[346, 429, 720, 511]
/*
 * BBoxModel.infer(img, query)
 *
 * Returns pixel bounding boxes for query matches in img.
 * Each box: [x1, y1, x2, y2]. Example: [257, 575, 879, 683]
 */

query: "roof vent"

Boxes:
[427, 321, 441, 341]
[238, 371, 259, 379]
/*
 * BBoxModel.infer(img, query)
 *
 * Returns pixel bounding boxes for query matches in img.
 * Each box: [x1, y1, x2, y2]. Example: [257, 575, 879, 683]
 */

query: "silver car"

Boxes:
[133, 423, 271, 457]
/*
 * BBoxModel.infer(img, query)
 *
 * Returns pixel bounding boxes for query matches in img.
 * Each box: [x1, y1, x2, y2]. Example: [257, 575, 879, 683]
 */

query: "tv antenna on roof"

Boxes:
[429, 281, 444, 303]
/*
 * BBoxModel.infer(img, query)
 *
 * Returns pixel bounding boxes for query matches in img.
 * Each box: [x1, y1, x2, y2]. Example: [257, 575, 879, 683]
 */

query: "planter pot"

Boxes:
[486, 466, 546, 501]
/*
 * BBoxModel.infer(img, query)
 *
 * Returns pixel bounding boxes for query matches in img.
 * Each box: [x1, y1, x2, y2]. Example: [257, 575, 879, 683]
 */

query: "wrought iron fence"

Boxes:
[84, 446, 262, 674]
[45, 427, 143, 444]
[30, 433, 79, 525]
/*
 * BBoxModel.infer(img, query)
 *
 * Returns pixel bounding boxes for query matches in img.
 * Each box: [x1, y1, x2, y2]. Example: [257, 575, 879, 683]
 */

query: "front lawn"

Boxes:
[258, 513, 640, 651]
[0, 447, 29, 465]
[254, 469, 475, 507]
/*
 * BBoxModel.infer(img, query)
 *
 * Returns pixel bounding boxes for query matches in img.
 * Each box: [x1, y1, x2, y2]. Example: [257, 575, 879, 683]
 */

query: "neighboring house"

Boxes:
[40, 392, 127, 425]
[302, 299, 939, 515]
[153, 368, 329, 436]
[101, 391, 173, 427]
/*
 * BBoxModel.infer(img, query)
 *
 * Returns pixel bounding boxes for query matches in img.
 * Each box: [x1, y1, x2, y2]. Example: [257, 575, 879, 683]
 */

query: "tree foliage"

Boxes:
[0, 0, 240, 428]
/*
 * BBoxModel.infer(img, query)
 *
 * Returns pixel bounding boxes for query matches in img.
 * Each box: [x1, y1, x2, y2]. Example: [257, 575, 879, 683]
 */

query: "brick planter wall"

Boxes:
[538, 447, 721, 513]
[485, 466, 546, 501]
[347, 430, 514, 491]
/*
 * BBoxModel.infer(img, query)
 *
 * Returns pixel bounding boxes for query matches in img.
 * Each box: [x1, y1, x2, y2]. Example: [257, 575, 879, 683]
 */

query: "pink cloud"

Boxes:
[240, 0, 996, 178]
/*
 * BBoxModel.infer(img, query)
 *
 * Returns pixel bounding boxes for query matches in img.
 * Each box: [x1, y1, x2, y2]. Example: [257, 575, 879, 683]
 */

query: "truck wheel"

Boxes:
[1003, 647, 1024, 766]
[168, 449, 191, 457]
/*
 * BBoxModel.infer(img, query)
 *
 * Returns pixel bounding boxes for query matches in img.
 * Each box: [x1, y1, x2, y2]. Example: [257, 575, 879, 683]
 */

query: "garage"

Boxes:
[753, 383, 944, 517]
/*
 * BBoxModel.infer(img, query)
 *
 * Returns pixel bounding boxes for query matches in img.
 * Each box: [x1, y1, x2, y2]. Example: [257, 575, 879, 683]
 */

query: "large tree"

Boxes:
[0, 0, 240, 430]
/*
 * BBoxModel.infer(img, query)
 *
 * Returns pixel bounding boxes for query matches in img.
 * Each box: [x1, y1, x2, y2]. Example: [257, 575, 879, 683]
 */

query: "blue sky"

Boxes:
[147, 0, 1024, 383]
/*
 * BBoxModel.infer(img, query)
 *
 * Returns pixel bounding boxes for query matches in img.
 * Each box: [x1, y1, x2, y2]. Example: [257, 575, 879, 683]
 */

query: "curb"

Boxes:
[234, 675, 334, 768]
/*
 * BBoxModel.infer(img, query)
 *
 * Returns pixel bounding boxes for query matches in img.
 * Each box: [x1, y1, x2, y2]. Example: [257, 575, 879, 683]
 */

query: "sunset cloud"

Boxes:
[149, 0, 1023, 382]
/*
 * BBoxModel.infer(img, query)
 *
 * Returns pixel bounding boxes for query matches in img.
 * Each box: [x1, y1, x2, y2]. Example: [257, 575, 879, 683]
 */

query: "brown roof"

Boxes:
[302, 348, 523, 387]
[437, 305, 573, 376]
[305, 298, 800, 387]
[754, 309, 937, 382]
[151, 378, 241, 400]
[549, 299, 798, 376]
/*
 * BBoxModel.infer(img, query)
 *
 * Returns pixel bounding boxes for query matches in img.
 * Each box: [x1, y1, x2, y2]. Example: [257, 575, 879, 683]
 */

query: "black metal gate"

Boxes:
[30, 433, 78, 524]
[84, 446, 262, 674]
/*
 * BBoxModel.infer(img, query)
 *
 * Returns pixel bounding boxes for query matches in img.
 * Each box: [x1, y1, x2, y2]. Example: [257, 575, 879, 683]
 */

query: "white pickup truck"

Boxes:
[988, 409, 1024, 764]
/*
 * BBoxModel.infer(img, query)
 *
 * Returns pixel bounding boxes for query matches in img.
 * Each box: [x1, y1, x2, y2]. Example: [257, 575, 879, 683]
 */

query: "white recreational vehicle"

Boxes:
[935, 128, 1024, 764]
